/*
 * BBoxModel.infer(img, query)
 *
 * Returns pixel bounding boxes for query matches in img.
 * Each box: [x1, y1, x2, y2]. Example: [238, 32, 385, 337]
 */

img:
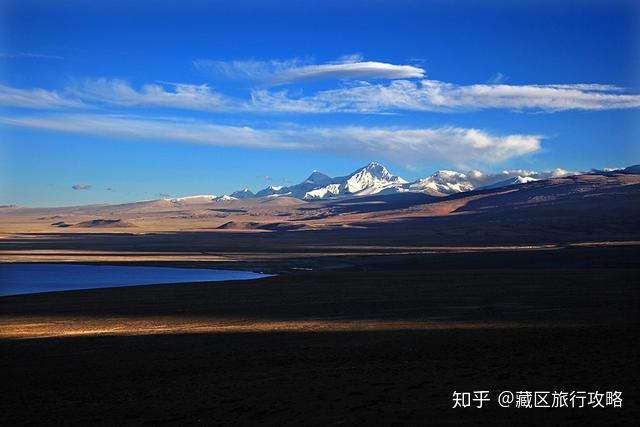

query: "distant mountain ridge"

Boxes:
[255, 171, 332, 198]
[171, 162, 640, 203]
[481, 176, 538, 190]
[409, 170, 474, 195]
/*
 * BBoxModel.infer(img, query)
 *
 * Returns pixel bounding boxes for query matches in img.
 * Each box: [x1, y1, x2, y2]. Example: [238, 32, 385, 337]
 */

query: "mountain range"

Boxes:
[3, 166, 638, 240]
[179, 162, 639, 203]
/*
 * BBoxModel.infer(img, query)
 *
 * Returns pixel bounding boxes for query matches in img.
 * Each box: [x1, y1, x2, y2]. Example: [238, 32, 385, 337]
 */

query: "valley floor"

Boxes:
[1, 251, 639, 424]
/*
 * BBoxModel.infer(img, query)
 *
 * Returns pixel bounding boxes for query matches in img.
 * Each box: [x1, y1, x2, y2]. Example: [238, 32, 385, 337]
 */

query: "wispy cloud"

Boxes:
[0, 113, 542, 167]
[0, 114, 301, 149]
[251, 80, 640, 112]
[71, 184, 91, 190]
[68, 79, 233, 110]
[3, 77, 637, 114]
[193, 56, 425, 86]
[0, 84, 85, 109]
[488, 72, 508, 84]
[0, 52, 64, 60]
[415, 81, 639, 111]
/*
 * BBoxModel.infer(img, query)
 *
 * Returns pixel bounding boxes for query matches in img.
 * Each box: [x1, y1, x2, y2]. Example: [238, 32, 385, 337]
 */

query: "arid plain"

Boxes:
[1, 172, 639, 424]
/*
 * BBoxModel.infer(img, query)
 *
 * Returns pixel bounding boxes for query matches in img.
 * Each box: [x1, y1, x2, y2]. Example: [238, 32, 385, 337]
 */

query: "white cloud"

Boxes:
[0, 84, 85, 109]
[417, 81, 640, 111]
[302, 126, 542, 166]
[0, 114, 542, 167]
[0, 114, 297, 149]
[193, 56, 425, 85]
[3, 77, 637, 114]
[466, 168, 573, 187]
[0, 79, 240, 112]
[194, 58, 302, 81]
[252, 80, 640, 112]
[68, 79, 233, 111]
[269, 61, 425, 85]
[251, 80, 425, 113]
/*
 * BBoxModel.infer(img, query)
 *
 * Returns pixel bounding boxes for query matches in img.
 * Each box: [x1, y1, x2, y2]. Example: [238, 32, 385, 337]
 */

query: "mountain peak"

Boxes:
[305, 171, 332, 185]
[230, 188, 255, 199]
[362, 161, 388, 174]
[353, 162, 395, 180]
[335, 162, 407, 195]
[481, 175, 538, 190]
[410, 170, 474, 194]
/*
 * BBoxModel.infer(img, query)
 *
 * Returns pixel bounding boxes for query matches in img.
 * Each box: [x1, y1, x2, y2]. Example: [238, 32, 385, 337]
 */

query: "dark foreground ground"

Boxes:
[2, 326, 638, 425]
[1, 246, 639, 425]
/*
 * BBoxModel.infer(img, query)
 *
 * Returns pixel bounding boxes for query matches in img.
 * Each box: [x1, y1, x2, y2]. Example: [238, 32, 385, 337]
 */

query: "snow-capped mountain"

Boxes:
[342, 162, 407, 195]
[166, 162, 600, 204]
[592, 165, 640, 175]
[408, 170, 474, 195]
[304, 162, 407, 199]
[211, 189, 255, 202]
[170, 195, 216, 204]
[481, 176, 538, 190]
[255, 171, 333, 199]
[229, 189, 255, 199]
[256, 162, 496, 200]
[256, 185, 283, 196]
[213, 195, 238, 202]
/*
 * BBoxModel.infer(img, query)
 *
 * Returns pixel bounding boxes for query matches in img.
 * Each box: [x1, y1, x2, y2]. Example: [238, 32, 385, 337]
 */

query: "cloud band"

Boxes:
[1, 113, 542, 167]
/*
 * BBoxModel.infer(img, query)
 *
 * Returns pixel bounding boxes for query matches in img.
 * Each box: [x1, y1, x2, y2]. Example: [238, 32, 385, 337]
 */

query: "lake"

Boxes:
[0, 263, 271, 297]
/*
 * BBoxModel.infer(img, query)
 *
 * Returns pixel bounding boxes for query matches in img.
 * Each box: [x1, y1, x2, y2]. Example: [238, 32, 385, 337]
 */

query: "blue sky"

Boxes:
[1, 0, 639, 206]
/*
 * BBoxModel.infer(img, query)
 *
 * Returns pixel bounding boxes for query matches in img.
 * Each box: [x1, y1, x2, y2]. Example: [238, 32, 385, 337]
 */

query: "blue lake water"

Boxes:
[0, 263, 271, 297]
